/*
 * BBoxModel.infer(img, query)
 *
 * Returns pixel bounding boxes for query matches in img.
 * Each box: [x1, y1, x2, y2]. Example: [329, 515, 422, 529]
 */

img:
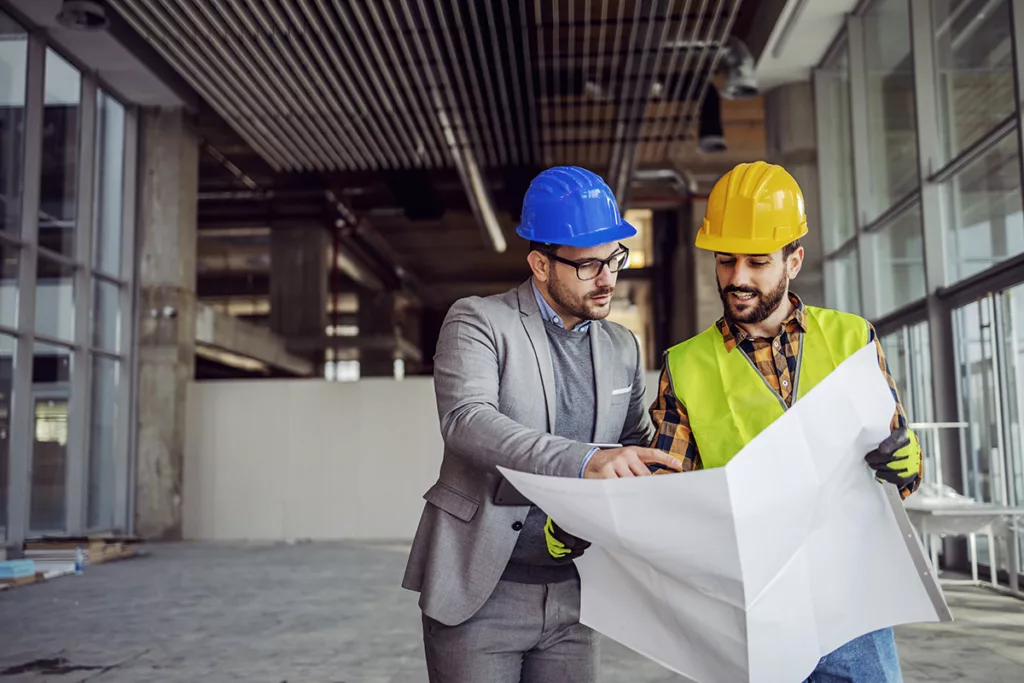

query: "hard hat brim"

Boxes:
[694, 222, 808, 255]
[516, 220, 637, 248]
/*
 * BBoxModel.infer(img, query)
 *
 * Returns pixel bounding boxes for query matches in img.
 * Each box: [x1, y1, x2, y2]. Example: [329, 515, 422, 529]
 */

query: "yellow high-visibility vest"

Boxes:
[665, 306, 870, 470]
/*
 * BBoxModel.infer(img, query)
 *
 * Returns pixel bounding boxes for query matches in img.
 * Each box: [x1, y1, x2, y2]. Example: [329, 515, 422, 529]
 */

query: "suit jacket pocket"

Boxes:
[423, 482, 480, 522]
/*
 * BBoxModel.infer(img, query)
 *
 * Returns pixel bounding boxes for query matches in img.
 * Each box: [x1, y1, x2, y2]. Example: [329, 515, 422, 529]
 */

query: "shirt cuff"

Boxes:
[579, 447, 599, 478]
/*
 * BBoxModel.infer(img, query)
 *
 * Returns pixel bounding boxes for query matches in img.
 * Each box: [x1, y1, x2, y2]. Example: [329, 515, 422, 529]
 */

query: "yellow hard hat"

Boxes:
[695, 160, 808, 254]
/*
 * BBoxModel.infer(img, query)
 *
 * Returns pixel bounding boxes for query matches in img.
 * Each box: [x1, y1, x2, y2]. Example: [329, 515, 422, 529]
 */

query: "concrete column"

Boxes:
[764, 81, 825, 307]
[270, 226, 329, 340]
[135, 108, 198, 540]
[358, 289, 397, 377]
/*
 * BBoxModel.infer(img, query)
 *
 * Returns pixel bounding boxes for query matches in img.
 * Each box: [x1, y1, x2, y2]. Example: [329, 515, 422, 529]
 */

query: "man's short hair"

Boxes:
[530, 241, 557, 255]
[783, 239, 802, 260]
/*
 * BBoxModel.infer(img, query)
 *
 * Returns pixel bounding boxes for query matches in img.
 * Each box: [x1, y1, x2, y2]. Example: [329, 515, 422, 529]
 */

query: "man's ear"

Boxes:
[786, 246, 805, 279]
[528, 250, 551, 283]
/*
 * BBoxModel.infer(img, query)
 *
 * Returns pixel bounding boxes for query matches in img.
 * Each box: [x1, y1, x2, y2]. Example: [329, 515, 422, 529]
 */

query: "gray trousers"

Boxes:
[422, 578, 597, 683]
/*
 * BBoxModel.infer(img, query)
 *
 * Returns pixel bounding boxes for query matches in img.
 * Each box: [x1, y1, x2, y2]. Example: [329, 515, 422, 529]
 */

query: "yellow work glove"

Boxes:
[864, 427, 921, 487]
[545, 516, 591, 563]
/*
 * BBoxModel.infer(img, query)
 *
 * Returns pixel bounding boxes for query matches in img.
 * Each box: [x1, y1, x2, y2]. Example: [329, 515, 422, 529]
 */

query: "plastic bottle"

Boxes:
[74, 546, 84, 575]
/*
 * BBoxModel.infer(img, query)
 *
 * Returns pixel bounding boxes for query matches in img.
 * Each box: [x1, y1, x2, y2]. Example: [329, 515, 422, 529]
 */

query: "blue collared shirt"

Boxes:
[531, 279, 599, 476]
[531, 279, 592, 333]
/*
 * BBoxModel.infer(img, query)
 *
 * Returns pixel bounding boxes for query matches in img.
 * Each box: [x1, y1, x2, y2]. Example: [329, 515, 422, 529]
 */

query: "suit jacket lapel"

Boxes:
[517, 280, 557, 432]
[591, 321, 611, 442]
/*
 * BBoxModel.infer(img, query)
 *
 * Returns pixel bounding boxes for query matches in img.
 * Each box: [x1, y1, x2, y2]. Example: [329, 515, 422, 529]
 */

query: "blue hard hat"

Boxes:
[515, 166, 637, 248]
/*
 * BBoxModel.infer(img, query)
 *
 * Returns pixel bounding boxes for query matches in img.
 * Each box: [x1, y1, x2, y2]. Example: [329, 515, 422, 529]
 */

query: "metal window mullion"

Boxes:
[8, 33, 45, 552]
[114, 105, 138, 534]
[846, 15, 879, 319]
[911, 0, 953, 293]
[814, 67, 841, 255]
[64, 74, 97, 537]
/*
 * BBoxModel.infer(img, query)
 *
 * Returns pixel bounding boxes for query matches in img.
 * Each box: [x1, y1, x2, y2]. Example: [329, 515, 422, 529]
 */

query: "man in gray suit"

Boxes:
[403, 166, 679, 682]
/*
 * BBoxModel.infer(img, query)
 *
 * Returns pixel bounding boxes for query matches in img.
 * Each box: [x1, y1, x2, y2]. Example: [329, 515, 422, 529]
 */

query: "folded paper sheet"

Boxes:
[498, 343, 950, 683]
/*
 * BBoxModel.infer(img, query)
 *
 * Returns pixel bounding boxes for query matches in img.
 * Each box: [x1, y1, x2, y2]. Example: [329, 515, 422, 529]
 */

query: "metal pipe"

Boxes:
[248, 0, 395, 169]
[673, 0, 735, 146]
[468, 0, 511, 165]
[589, 0, 611, 166]
[423, 0, 492, 166]
[481, 0, 520, 165]
[111, 0, 297, 171]
[177, 0, 342, 170]
[515, 0, 541, 162]
[350, 0, 445, 167]
[447, 0, 501, 167]
[608, 0, 660, 203]
[231, 0, 347, 170]
[225, 0, 389, 169]
[320, 0, 424, 167]
[651, 0, 710, 152]
[533, 0, 550, 163]
[642, 0, 694, 161]
[581, 0, 593, 164]
[493, 0, 529, 164]
[283, 0, 385, 169]
[375, 0, 451, 167]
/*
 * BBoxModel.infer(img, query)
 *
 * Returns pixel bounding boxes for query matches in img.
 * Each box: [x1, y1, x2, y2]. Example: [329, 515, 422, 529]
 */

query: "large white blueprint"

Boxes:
[498, 343, 950, 683]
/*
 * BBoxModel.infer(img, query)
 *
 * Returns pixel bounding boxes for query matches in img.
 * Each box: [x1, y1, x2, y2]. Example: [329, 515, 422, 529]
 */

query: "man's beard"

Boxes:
[549, 273, 615, 322]
[718, 272, 789, 326]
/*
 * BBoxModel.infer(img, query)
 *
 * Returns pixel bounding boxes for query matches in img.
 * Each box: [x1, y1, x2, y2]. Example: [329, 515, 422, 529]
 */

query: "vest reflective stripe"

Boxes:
[665, 306, 869, 470]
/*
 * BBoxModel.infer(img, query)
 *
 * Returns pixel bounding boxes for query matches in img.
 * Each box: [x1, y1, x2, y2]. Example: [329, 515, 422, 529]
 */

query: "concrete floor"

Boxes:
[0, 541, 1021, 683]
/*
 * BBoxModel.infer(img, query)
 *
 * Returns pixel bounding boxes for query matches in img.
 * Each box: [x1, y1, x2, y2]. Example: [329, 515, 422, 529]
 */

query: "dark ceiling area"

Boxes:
[106, 0, 780, 375]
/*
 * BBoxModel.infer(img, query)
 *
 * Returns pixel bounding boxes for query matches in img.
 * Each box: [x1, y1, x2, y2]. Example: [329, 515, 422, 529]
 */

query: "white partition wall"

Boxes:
[184, 372, 663, 541]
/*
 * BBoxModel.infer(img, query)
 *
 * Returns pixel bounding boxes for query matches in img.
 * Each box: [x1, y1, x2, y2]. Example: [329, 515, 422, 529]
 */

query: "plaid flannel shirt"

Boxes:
[649, 294, 922, 499]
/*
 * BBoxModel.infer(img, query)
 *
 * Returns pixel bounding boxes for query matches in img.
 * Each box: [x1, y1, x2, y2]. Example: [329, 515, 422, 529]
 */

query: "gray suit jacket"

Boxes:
[402, 279, 655, 626]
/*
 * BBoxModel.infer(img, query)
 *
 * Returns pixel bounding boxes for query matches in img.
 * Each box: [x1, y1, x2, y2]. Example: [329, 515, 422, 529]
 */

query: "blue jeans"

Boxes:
[804, 628, 903, 682]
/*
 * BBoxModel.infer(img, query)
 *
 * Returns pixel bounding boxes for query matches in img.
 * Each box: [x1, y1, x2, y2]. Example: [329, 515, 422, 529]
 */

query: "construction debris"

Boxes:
[0, 536, 144, 592]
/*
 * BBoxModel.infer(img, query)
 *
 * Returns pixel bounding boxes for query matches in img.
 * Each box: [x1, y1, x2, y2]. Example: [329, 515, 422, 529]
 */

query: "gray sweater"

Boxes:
[501, 320, 595, 584]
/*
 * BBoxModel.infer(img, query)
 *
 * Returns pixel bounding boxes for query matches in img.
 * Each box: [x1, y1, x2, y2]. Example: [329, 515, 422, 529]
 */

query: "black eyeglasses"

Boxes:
[540, 244, 630, 281]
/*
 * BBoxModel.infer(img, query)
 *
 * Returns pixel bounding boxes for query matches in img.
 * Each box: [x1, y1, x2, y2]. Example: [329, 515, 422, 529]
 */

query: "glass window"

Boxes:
[0, 12, 27, 235]
[88, 355, 119, 530]
[29, 342, 71, 533]
[0, 334, 14, 541]
[871, 203, 926, 316]
[816, 44, 857, 250]
[933, 0, 1014, 162]
[998, 284, 1024, 570]
[943, 130, 1023, 283]
[825, 247, 861, 315]
[0, 241, 18, 328]
[39, 49, 80, 258]
[93, 278, 120, 351]
[93, 90, 124, 276]
[36, 254, 75, 341]
[863, 0, 919, 220]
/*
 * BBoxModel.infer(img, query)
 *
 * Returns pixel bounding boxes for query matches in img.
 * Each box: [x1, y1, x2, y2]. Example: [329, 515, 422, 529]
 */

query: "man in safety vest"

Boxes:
[647, 160, 923, 681]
